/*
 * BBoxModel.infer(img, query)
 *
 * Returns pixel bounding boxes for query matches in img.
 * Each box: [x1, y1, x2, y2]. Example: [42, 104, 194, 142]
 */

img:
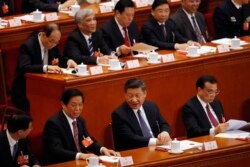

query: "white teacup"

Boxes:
[77, 64, 87, 74]
[32, 9, 42, 21]
[231, 37, 240, 48]
[109, 59, 121, 69]
[170, 140, 181, 153]
[71, 4, 80, 16]
[148, 52, 158, 62]
[86, 157, 100, 167]
[187, 45, 199, 56]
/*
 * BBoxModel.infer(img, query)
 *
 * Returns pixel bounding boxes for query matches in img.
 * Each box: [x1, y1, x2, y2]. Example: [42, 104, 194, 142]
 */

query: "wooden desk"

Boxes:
[0, 0, 222, 49]
[26, 37, 250, 148]
[45, 135, 250, 167]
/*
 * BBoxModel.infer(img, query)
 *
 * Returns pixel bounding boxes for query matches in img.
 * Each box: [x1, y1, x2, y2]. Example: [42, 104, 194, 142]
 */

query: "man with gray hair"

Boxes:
[64, 8, 116, 65]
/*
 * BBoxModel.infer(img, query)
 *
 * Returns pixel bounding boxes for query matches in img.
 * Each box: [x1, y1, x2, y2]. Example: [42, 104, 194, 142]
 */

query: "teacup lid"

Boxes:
[33, 9, 42, 14]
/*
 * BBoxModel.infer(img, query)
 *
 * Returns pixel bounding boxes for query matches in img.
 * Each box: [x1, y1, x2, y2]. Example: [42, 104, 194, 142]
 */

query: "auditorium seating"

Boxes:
[14, 0, 23, 14]
[204, 12, 217, 39]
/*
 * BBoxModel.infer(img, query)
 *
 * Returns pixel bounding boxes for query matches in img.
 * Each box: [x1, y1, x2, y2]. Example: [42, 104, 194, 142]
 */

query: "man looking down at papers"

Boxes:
[141, 0, 198, 50]
[112, 78, 171, 151]
[183, 75, 229, 138]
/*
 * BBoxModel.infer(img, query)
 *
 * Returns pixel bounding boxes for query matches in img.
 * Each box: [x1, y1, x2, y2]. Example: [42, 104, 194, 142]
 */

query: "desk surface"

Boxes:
[44, 135, 250, 167]
[26, 37, 250, 148]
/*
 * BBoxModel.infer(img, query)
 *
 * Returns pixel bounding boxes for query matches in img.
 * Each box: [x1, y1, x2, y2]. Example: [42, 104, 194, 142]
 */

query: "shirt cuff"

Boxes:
[209, 127, 215, 136]
[116, 47, 121, 56]
[43, 65, 48, 73]
[75, 152, 81, 160]
[100, 147, 105, 154]
[148, 138, 157, 146]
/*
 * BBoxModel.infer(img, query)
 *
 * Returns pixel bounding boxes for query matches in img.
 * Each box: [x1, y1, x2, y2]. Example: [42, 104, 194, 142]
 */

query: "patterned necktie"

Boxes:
[206, 104, 219, 127]
[72, 121, 81, 152]
[191, 16, 204, 43]
[12, 142, 18, 159]
[43, 49, 48, 65]
[122, 27, 130, 47]
[88, 37, 94, 57]
[137, 110, 151, 138]
[160, 24, 167, 39]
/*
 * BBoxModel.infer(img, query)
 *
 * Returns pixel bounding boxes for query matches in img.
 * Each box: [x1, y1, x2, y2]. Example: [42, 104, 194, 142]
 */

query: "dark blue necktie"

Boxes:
[88, 37, 94, 57]
[12, 143, 18, 159]
[137, 110, 151, 138]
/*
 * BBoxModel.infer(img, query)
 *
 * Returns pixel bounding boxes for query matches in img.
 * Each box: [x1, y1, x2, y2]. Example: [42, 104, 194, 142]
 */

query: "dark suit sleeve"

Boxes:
[27, 0, 59, 12]
[153, 103, 171, 134]
[141, 22, 176, 50]
[64, 32, 97, 65]
[95, 30, 112, 55]
[182, 103, 210, 138]
[112, 111, 150, 149]
[43, 120, 77, 162]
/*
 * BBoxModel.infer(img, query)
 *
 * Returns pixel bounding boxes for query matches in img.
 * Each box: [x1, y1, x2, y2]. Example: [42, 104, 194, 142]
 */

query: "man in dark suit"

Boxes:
[101, 0, 143, 56]
[22, 0, 76, 13]
[0, 113, 40, 167]
[214, 0, 250, 38]
[43, 88, 119, 165]
[11, 23, 77, 112]
[112, 78, 171, 151]
[0, 0, 12, 17]
[142, 0, 198, 50]
[169, 0, 210, 43]
[64, 8, 115, 65]
[183, 75, 229, 138]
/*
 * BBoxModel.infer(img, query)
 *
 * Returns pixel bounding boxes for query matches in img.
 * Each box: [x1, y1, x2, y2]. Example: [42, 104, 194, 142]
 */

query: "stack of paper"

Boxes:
[131, 43, 158, 53]
[215, 130, 250, 139]
[156, 140, 203, 151]
[211, 38, 249, 46]
[226, 119, 250, 131]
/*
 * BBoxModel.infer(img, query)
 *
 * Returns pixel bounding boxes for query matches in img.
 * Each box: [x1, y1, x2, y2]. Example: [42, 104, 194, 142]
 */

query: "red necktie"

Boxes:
[72, 121, 81, 152]
[123, 27, 130, 47]
[206, 104, 219, 127]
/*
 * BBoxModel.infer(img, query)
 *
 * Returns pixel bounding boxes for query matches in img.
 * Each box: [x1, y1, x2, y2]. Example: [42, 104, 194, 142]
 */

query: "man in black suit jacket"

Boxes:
[142, 0, 198, 50]
[214, 0, 250, 38]
[11, 23, 76, 112]
[43, 88, 119, 165]
[112, 78, 171, 151]
[101, 0, 143, 56]
[64, 8, 115, 65]
[22, 0, 76, 13]
[169, 0, 210, 43]
[0, 113, 40, 167]
[183, 75, 229, 138]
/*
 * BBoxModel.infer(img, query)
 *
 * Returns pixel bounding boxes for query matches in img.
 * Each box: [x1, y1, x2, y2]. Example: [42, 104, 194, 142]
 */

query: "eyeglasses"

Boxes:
[204, 89, 220, 95]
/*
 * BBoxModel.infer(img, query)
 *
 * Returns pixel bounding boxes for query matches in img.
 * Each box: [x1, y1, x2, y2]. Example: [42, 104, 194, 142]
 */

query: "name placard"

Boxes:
[133, 0, 148, 7]
[126, 59, 140, 69]
[99, 5, 113, 13]
[119, 156, 134, 166]
[203, 140, 218, 151]
[217, 44, 229, 53]
[89, 66, 103, 75]
[45, 12, 58, 21]
[9, 18, 22, 27]
[162, 53, 175, 63]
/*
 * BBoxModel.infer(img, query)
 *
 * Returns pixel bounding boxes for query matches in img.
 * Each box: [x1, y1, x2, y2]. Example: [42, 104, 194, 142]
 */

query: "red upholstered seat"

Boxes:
[27, 132, 44, 164]
[204, 12, 217, 39]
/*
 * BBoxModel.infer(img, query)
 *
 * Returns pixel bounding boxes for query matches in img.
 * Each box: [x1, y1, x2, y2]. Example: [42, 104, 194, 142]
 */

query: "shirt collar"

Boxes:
[197, 95, 209, 109]
[62, 110, 76, 124]
[182, 8, 195, 18]
[232, 0, 242, 9]
[38, 33, 45, 53]
[6, 130, 18, 147]
[114, 17, 124, 31]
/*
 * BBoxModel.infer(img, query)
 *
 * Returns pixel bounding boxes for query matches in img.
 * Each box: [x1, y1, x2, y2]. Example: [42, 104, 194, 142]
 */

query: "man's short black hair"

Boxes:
[152, 0, 169, 10]
[196, 75, 217, 89]
[124, 78, 146, 92]
[115, 0, 135, 13]
[61, 88, 84, 105]
[43, 23, 61, 37]
[7, 112, 32, 133]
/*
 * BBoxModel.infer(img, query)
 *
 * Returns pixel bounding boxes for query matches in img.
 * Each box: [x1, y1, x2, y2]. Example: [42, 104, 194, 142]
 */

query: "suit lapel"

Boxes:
[210, 102, 222, 123]
[179, 9, 197, 38]
[194, 97, 212, 128]
[77, 30, 90, 56]
[112, 19, 125, 45]
[151, 18, 166, 41]
[143, 103, 156, 136]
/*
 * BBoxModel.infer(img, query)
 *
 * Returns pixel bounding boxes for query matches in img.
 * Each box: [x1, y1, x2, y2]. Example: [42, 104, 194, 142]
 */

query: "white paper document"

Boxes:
[99, 156, 120, 163]
[211, 38, 249, 46]
[226, 119, 250, 131]
[215, 130, 250, 139]
[156, 140, 202, 151]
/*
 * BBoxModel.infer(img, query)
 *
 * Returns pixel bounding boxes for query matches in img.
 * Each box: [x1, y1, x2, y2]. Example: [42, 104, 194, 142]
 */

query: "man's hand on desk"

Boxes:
[119, 45, 131, 55]
[187, 40, 201, 47]
[47, 65, 63, 74]
[174, 43, 189, 50]
[101, 147, 121, 157]
[67, 59, 77, 68]
[78, 153, 97, 160]
[97, 56, 110, 64]
[59, 0, 77, 10]
[156, 131, 171, 145]
[215, 122, 229, 134]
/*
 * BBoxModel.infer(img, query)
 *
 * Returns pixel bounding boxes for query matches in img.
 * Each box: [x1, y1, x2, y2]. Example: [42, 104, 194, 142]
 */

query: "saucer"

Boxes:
[31, 19, 44, 23]
[186, 54, 200, 58]
[168, 150, 184, 154]
[230, 46, 243, 50]
[147, 60, 161, 64]
[108, 67, 122, 71]
[76, 71, 90, 76]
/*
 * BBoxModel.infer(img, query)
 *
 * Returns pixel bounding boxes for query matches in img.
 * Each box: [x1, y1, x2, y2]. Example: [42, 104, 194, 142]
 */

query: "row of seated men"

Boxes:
[10, 0, 250, 113]
[0, 75, 228, 166]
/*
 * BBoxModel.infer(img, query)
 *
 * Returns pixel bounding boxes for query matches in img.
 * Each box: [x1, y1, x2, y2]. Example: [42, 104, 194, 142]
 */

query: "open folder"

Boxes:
[226, 119, 250, 131]
[131, 43, 158, 53]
